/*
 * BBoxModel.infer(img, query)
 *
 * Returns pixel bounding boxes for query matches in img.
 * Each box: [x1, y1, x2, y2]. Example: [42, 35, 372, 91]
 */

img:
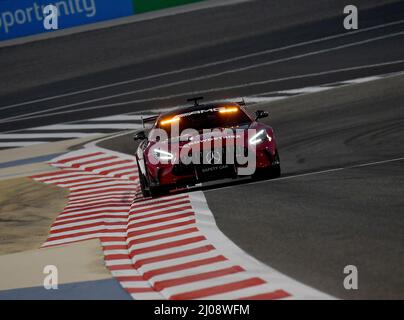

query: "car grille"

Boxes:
[172, 146, 248, 176]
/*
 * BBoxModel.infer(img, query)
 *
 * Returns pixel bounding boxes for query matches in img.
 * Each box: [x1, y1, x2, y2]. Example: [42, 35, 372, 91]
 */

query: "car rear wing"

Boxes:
[141, 115, 159, 128]
[236, 98, 246, 106]
[186, 96, 246, 108]
[224, 98, 246, 106]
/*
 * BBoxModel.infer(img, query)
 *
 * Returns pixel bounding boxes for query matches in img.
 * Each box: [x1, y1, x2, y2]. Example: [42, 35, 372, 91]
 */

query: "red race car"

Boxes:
[134, 98, 281, 197]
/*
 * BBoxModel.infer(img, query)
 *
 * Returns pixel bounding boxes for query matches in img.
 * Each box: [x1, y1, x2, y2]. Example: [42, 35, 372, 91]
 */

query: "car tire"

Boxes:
[136, 158, 151, 198]
[149, 185, 170, 198]
[270, 150, 281, 178]
[139, 174, 151, 198]
[252, 149, 281, 180]
[136, 157, 171, 198]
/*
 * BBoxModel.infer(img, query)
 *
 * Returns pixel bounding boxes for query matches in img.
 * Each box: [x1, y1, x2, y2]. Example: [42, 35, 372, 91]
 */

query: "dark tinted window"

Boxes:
[157, 107, 251, 136]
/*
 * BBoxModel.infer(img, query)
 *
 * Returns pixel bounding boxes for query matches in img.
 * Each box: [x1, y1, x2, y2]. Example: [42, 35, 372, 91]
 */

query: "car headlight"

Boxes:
[249, 129, 272, 145]
[152, 149, 174, 160]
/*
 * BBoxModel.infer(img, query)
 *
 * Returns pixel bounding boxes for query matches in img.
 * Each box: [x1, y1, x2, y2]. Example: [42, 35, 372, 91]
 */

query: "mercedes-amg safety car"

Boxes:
[134, 97, 280, 197]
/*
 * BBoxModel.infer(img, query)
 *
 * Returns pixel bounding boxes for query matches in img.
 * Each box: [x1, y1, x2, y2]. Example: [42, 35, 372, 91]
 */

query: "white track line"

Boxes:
[33, 124, 144, 130]
[87, 115, 155, 122]
[4, 59, 403, 124]
[0, 132, 101, 139]
[204, 157, 404, 193]
[1, 18, 403, 112]
[0, 141, 46, 147]
[279, 87, 334, 94]
[343, 75, 384, 83]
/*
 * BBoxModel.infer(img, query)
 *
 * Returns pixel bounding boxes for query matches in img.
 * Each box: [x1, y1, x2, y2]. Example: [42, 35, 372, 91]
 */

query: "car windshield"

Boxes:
[156, 107, 252, 137]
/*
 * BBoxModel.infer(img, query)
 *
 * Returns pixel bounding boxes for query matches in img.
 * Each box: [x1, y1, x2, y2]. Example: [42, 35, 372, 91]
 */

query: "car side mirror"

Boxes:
[134, 131, 147, 141]
[255, 110, 269, 121]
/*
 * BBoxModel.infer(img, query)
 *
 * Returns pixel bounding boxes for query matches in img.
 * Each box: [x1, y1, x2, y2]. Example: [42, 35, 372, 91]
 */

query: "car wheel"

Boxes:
[136, 158, 151, 198]
[271, 150, 281, 178]
[252, 149, 281, 180]
[139, 174, 151, 198]
[150, 185, 170, 198]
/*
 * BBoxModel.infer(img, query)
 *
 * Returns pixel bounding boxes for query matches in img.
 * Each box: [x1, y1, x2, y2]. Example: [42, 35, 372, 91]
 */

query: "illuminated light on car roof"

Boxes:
[219, 107, 239, 114]
[160, 116, 180, 125]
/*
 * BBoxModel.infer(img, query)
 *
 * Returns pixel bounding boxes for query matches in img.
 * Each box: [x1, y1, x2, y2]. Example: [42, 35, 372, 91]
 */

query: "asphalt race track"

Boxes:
[1, 0, 404, 133]
[100, 72, 404, 299]
[204, 76, 404, 300]
[1, 0, 404, 299]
